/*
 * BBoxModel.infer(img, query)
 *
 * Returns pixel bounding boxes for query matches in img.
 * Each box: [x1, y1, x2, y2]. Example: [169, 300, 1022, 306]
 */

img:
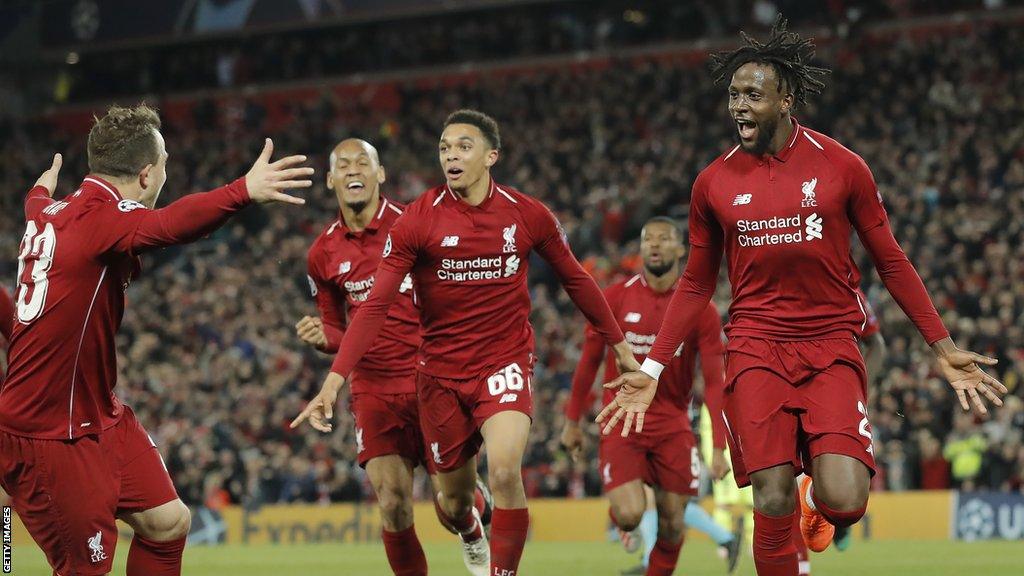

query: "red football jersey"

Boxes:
[331, 179, 624, 379]
[307, 198, 420, 393]
[648, 119, 946, 367]
[0, 176, 249, 439]
[567, 274, 725, 435]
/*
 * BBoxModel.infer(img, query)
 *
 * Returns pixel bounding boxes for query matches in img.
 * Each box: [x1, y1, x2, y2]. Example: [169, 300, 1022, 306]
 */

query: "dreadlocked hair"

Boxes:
[709, 15, 830, 107]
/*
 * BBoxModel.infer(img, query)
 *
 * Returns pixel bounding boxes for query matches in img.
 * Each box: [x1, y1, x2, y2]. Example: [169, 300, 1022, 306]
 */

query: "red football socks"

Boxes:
[490, 507, 529, 576]
[753, 510, 798, 576]
[382, 526, 428, 576]
[126, 535, 186, 576]
[645, 537, 684, 576]
[791, 511, 810, 575]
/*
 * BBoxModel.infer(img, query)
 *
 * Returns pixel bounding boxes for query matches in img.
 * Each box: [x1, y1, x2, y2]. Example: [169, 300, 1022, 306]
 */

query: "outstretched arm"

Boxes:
[531, 206, 632, 370]
[598, 171, 724, 436]
[849, 155, 1005, 414]
[106, 139, 312, 254]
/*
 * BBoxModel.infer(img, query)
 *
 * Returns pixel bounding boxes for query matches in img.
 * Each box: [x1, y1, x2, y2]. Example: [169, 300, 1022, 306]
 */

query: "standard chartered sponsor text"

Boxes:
[736, 213, 813, 247]
[438, 256, 514, 281]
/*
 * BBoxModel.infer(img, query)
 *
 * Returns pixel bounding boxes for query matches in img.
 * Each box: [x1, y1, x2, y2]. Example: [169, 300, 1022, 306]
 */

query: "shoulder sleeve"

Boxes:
[687, 168, 723, 249]
[24, 186, 52, 221]
[845, 153, 887, 233]
[376, 208, 421, 276]
[85, 178, 250, 256]
[307, 244, 347, 353]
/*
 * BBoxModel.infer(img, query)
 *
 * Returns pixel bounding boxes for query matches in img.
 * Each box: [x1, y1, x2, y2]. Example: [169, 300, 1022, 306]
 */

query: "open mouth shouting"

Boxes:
[446, 166, 465, 181]
[735, 118, 758, 143]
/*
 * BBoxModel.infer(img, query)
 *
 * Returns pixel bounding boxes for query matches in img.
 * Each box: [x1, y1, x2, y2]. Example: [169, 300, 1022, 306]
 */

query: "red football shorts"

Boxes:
[350, 370, 435, 473]
[599, 423, 700, 496]
[723, 336, 877, 488]
[416, 353, 535, 473]
[0, 405, 178, 575]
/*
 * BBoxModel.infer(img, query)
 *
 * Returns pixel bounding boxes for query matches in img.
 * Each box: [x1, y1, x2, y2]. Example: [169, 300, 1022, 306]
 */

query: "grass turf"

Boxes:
[9, 539, 1023, 575]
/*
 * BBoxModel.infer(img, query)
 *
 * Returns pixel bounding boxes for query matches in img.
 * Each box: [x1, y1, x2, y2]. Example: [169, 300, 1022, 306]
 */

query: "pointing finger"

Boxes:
[290, 406, 312, 428]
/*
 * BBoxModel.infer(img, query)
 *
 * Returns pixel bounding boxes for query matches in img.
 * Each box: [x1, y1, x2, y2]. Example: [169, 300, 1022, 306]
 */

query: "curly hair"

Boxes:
[709, 15, 830, 107]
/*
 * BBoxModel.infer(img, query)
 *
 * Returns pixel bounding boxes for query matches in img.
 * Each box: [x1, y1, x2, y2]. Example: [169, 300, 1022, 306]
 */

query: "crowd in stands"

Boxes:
[1, 13, 1022, 510]
[48, 0, 1010, 104]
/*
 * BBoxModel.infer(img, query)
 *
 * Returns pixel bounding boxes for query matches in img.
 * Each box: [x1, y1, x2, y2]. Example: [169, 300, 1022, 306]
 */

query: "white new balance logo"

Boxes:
[732, 194, 752, 206]
[499, 393, 518, 404]
[431, 442, 442, 464]
[805, 213, 823, 240]
[440, 235, 459, 247]
[624, 312, 641, 323]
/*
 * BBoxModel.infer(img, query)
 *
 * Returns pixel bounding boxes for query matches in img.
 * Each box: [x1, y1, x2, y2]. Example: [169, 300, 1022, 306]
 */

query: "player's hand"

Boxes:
[290, 372, 347, 432]
[560, 421, 584, 463]
[34, 153, 63, 196]
[597, 371, 658, 437]
[932, 338, 1006, 416]
[245, 138, 313, 205]
[612, 341, 641, 374]
[711, 448, 731, 480]
[295, 315, 327, 349]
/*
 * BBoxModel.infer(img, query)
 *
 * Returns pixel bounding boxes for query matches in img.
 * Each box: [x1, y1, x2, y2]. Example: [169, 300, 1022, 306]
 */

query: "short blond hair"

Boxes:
[87, 104, 162, 178]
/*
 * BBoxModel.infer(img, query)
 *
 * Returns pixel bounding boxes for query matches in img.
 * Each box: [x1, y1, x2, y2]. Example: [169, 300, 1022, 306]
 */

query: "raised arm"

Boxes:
[91, 139, 311, 255]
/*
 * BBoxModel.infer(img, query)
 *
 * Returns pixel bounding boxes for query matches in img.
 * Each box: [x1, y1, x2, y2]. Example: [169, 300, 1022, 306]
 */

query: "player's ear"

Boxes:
[139, 164, 154, 189]
[781, 92, 795, 115]
[326, 170, 335, 191]
[485, 149, 499, 168]
[377, 166, 387, 185]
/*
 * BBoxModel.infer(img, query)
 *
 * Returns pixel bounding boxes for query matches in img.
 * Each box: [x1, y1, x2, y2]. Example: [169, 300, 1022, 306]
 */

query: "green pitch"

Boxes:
[9, 539, 1023, 575]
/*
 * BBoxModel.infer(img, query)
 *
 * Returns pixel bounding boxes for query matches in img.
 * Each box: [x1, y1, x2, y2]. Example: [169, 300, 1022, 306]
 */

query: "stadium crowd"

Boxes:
[0, 17, 1022, 510]
[46, 0, 1006, 104]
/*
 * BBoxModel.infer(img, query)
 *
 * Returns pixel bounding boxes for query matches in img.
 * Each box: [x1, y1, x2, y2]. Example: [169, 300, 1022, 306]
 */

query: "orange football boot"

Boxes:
[798, 475, 835, 552]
